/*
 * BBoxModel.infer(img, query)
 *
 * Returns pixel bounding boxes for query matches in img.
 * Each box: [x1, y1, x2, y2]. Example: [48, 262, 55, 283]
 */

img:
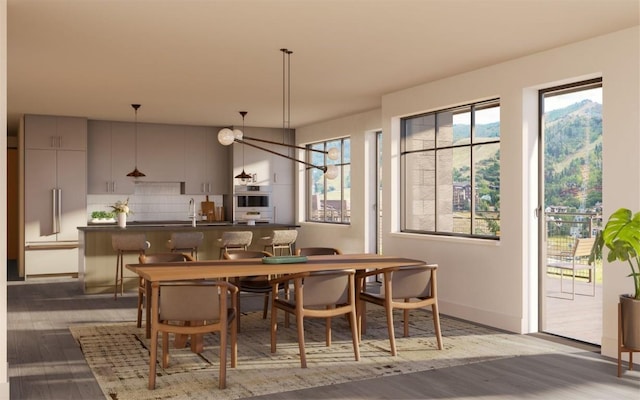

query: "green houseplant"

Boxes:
[593, 207, 640, 350]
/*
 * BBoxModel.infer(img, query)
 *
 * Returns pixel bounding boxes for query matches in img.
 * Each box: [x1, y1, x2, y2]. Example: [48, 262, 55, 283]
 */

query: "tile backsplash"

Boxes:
[87, 182, 223, 222]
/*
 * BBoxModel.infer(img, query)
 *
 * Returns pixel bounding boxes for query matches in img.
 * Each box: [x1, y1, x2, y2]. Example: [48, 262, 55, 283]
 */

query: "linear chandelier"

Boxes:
[217, 48, 339, 180]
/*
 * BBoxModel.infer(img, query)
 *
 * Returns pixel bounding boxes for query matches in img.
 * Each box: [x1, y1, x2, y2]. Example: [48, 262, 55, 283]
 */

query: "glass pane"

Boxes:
[326, 139, 341, 166]
[473, 143, 501, 236]
[309, 166, 325, 222]
[325, 165, 342, 222]
[342, 138, 351, 164]
[342, 164, 351, 223]
[309, 143, 325, 168]
[404, 151, 435, 231]
[403, 114, 435, 151]
[474, 103, 501, 143]
[452, 107, 471, 146]
[440, 146, 470, 234]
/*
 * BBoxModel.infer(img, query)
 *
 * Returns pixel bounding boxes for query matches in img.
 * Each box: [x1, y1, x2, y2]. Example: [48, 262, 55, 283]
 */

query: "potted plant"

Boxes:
[593, 207, 640, 350]
[110, 198, 132, 228]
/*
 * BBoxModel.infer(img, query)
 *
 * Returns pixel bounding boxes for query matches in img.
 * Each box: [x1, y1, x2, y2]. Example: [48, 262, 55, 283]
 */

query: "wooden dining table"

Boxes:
[126, 253, 427, 341]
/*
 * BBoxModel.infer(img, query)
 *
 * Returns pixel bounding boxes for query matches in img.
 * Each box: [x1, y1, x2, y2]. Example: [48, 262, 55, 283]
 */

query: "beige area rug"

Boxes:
[70, 309, 566, 400]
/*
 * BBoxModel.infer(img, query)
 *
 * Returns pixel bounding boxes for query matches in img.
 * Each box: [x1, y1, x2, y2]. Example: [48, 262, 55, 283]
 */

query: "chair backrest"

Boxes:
[139, 253, 194, 263]
[389, 265, 434, 299]
[169, 231, 204, 248]
[112, 233, 150, 251]
[159, 281, 223, 321]
[269, 230, 298, 245]
[573, 237, 596, 258]
[300, 270, 353, 307]
[223, 250, 272, 260]
[221, 231, 253, 246]
[296, 247, 342, 256]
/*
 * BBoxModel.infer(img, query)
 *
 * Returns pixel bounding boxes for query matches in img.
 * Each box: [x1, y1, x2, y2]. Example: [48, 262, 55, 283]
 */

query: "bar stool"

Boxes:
[112, 233, 151, 300]
[166, 231, 204, 260]
[260, 230, 298, 256]
[217, 231, 253, 258]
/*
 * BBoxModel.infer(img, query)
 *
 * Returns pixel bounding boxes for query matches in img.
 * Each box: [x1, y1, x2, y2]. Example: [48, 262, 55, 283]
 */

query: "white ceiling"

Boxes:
[7, 0, 639, 135]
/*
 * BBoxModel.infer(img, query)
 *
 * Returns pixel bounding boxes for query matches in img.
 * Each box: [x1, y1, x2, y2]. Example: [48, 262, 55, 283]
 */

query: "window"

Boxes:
[401, 99, 500, 238]
[306, 138, 351, 224]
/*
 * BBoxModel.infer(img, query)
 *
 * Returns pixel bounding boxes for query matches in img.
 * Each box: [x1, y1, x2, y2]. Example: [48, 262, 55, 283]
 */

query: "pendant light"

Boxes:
[234, 111, 253, 184]
[126, 104, 145, 177]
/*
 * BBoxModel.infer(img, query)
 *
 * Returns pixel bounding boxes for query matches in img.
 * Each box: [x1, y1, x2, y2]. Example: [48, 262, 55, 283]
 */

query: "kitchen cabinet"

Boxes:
[23, 115, 87, 276]
[87, 120, 136, 194]
[24, 114, 87, 150]
[232, 127, 295, 223]
[136, 123, 185, 182]
[184, 125, 230, 194]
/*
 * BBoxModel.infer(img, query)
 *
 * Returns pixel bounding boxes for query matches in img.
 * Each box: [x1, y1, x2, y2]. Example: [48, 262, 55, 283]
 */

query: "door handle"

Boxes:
[56, 189, 62, 234]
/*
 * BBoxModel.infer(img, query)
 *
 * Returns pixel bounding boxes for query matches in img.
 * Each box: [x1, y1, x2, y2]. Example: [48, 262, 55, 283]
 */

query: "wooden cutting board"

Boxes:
[201, 196, 215, 219]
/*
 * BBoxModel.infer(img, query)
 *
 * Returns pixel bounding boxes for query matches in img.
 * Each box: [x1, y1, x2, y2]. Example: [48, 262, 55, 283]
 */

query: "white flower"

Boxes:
[110, 198, 132, 215]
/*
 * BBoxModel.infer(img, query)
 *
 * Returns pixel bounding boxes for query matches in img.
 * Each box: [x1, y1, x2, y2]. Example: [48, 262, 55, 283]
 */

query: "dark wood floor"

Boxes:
[7, 276, 640, 400]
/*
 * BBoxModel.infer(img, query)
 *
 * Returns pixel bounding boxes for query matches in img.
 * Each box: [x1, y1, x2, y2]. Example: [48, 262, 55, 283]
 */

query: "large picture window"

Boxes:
[401, 99, 500, 238]
[306, 138, 351, 224]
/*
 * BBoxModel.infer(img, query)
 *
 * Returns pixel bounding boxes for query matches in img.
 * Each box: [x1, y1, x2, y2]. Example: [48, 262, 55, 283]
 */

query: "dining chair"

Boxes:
[296, 247, 342, 256]
[260, 230, 299, 256]
[217, 231, 253, 258]
[166, 231, 204, 260]
[148, 279, 238, 390]
[223, 249, 273, 331]
[357, 264, 443, 356]
[138, 253, 194, 330]
[111, 233, 151, 300]
[269, 269, 360, 368]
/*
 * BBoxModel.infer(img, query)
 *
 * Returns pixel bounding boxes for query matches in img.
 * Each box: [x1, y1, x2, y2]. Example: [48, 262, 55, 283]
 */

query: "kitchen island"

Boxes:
[77, 222, 298, 294]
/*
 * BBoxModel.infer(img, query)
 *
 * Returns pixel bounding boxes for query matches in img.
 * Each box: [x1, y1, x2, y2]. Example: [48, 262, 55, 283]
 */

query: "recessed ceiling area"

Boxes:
[7, 0, 639, 135]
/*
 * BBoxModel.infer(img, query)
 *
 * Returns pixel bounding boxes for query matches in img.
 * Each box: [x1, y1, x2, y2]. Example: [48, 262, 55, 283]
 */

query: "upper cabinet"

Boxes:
[25, 115, 87, 150]
[183, 126, 230, 194]
[87, 121, 136, 194]
[235, 127, 294, 186]
[88, 121, 231, 195]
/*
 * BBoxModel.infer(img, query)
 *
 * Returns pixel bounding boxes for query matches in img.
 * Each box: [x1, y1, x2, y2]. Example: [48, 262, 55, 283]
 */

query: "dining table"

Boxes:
[126, 253, 428, 341]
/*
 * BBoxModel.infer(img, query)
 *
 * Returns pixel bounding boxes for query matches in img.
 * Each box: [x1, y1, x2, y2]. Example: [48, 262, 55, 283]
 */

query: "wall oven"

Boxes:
[233, 185, 272, 223]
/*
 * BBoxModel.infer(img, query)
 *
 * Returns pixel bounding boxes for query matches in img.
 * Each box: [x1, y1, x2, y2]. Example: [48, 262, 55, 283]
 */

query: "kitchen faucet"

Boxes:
[189, 198, 196, 227]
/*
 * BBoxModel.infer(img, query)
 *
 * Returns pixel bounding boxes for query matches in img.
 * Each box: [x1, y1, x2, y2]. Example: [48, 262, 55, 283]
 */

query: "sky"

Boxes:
[544, 88, 602, 112]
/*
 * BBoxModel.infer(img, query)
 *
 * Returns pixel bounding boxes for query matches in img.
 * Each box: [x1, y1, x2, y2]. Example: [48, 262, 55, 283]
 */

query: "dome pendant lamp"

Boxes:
[234, 111, 253, 184]
[126, 103, 146, 178]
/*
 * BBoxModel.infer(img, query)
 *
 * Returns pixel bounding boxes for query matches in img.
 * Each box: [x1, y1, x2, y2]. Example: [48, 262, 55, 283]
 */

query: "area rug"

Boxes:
[70, 309, 565, 400]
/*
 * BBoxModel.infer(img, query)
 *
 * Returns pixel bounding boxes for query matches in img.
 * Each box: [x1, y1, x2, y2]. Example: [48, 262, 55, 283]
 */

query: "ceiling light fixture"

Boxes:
[126, 104, 146, 178]
[234, 111, 253, 184]
[217, 48, 339, 179]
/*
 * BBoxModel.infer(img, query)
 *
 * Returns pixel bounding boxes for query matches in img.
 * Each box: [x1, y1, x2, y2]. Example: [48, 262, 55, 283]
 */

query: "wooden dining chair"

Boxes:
[269, 269, 360, 368]
[357, 264, 443, 356]
[148, 279, 238, 390]
[138, 253, 194, 330]
[296, 247, 342, 256]
[223, 250, 273, 331]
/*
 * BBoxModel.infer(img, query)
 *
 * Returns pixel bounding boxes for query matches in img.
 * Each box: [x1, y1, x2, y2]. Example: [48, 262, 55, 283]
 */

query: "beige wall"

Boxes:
[297, 26, 640, 360]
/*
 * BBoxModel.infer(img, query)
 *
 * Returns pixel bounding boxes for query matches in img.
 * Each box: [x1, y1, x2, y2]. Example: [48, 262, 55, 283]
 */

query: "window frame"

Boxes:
[400, 98, 501, 239]
[305, 137, 351, 224]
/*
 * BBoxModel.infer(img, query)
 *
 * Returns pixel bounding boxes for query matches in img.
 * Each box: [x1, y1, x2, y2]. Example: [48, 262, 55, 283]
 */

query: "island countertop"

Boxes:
[77, 222, 299, 294]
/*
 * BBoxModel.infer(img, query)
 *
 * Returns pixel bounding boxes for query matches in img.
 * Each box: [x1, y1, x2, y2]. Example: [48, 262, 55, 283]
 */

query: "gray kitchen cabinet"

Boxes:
[136, 123, 185, 182]
[87, 120, 136, 194]
[183, 126, 230, 194]
[24, 114, 87, 150]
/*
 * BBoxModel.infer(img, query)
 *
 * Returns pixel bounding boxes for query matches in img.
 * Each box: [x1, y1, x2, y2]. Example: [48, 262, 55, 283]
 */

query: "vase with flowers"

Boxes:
[110, 198, 131, 228]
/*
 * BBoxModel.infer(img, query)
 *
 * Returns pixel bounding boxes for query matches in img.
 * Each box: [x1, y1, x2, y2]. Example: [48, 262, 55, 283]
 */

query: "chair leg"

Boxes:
[136, 283, 144, 328]
[270, 304, 278, 353]
[325, 306, 332, 347]
[349, 308, 360, 361]
[262, 293, 269, 319]
[385, 305, 397, 356]
[114, 252, 121, 300]
[432, 302, 443, 350]
[403, 300, 410, 337]
[219, 324, 227, 389]
[230, 311, 238, 368]
[297, 314, 307, 368]
[162, 331, 170, 368]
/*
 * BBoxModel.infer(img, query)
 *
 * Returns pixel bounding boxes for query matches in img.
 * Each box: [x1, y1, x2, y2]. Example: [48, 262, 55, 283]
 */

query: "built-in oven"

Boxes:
[233, 185, 272, 223]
